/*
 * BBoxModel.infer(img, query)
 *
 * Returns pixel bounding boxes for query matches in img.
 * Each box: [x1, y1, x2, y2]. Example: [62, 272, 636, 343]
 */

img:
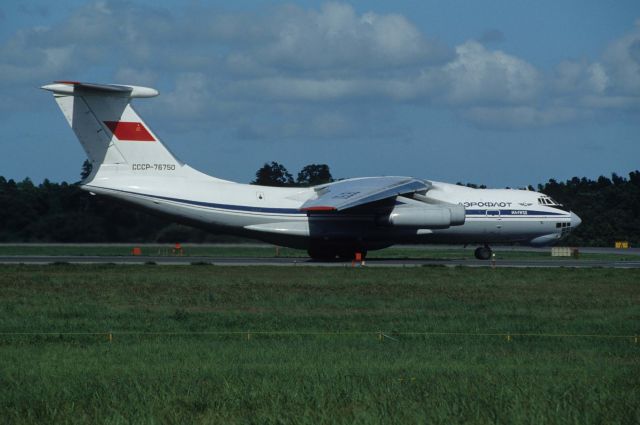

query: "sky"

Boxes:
[0, 0, 639, 187]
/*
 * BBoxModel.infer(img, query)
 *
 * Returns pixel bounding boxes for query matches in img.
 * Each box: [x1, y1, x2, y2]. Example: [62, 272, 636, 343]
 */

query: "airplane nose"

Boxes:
[570, 212, 582, 228]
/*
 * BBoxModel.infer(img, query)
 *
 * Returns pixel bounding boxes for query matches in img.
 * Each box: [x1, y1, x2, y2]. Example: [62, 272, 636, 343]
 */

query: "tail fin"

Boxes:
[41, 81, 182, 178]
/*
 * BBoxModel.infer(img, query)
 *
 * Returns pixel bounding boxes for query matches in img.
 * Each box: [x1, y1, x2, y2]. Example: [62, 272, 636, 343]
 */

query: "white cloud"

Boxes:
[554, 61, 586, 93]
[443, 41, 541, 105]
[1, 1, 639, 134]
[253, 2, 450, 72]
[43, 46, 74, 71]
[546, 22, 640, 117]
[587, 63, 609, 93]
[158, 72, 211, 118]
[602, 20, 640, 95]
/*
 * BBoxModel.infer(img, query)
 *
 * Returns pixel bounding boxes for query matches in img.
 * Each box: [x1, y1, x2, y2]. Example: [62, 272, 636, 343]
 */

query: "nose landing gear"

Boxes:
[474, 245, 493, 260]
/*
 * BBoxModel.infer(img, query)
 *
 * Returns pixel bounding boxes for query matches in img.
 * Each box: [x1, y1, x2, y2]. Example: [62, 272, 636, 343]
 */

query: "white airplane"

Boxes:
[42, 81, 581, 260]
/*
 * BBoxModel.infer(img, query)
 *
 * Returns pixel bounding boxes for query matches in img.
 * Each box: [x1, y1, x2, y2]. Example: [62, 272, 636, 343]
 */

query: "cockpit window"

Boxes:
[538, 196, 562, 206]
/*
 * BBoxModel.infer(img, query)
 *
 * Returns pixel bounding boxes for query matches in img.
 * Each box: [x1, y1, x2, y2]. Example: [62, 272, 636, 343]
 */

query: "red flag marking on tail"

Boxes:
[104, 121, 155, 142]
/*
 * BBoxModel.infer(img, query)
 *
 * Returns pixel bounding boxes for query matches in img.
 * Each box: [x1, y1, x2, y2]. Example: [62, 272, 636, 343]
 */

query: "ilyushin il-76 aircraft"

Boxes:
[42, 81, 582, 260]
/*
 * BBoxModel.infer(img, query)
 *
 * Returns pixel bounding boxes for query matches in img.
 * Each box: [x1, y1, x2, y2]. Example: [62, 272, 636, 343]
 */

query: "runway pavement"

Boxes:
[1, 255, 639, 268]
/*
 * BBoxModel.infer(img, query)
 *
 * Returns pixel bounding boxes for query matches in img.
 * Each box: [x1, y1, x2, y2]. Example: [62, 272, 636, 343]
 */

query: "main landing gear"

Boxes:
[474, 245, 493, 260]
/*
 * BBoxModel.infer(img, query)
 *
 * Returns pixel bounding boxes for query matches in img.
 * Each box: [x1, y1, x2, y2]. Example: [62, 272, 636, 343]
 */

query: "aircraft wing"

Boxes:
[300, 176, 430, 212]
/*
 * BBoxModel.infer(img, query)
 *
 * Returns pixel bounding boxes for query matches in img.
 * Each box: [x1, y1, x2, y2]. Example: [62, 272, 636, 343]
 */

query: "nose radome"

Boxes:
[570, 212, 582, 228]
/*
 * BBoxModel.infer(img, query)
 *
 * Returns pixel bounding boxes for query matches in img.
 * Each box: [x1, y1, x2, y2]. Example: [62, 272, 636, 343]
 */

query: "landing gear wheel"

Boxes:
[474, 246, 492, 260]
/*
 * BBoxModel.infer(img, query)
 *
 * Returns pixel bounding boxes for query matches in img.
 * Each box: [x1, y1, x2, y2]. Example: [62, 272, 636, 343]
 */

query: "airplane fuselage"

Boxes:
[84, 170, 579, 253]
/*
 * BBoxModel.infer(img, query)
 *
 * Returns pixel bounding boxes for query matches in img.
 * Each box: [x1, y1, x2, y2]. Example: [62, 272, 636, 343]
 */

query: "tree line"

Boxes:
[534, 172, 640, 247]
[252, 162, 333, 186]
[0, 163, 638, 247]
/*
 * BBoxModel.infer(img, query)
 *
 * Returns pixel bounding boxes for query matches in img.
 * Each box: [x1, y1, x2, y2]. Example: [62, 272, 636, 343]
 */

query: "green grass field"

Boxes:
[1, 265, 638, 424]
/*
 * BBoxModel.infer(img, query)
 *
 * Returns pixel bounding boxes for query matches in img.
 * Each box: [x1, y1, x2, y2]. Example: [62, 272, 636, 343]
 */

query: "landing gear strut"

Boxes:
[474, 245, 492, 260]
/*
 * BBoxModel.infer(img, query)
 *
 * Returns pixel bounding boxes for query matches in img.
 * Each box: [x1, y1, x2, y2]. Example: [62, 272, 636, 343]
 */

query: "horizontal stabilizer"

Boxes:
[300, 177, 430, 212]
[41, 81, 158, 98]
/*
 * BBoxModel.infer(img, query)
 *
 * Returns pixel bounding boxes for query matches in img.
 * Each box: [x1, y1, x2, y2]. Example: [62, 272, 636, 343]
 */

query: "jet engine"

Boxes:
[381, 204, 466, 229]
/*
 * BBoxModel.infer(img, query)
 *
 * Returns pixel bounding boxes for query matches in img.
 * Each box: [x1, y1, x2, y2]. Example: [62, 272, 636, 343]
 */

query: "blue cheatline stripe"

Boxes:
[85, 186, 306, 215]
[86, 186, 567, 218]
[465, 209, 565, 217]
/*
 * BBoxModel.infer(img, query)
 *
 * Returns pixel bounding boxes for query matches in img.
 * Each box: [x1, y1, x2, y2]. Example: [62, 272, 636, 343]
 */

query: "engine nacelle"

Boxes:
[448, 204, 466, 226]
[381, 204, 466, 228]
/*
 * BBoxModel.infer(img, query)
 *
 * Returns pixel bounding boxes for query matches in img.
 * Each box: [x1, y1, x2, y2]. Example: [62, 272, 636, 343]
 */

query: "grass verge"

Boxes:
[0, 265, 638, 424]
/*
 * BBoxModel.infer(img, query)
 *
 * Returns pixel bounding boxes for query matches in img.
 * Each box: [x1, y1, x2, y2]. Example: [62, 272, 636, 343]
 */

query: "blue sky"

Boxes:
[1, 0, 639, 187]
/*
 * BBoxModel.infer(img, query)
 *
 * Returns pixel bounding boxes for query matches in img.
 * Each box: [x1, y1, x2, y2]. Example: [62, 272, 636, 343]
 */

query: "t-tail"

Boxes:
[41, 81, 206, 183]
